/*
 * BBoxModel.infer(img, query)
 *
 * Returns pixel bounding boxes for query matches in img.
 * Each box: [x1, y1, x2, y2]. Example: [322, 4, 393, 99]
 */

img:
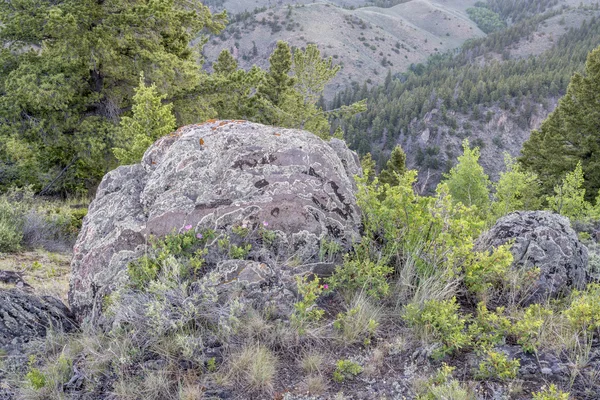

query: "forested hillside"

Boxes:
[333, 1, 600, 192]
[202, 0, 484, 99]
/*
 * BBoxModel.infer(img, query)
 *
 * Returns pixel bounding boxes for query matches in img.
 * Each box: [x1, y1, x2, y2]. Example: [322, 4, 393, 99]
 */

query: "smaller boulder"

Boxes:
[0, 289, 77, 354]
[476, 211, 589, 303]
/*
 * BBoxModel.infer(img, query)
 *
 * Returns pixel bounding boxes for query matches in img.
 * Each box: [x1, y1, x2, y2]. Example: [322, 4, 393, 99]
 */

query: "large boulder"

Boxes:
[69, 121, 362, 320]
[0, 289, 77, 354]
[476, 211, 589, 303]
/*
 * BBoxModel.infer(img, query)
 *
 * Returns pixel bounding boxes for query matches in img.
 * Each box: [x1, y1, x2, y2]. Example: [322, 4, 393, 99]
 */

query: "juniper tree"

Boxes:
[520, 45, 600, 202]
[379, 145, 407, 187]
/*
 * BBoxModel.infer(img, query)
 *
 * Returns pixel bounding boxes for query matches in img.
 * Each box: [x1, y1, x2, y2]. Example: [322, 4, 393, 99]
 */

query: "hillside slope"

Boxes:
[202, 0, 483, 99]
[335, 1, 600, 192]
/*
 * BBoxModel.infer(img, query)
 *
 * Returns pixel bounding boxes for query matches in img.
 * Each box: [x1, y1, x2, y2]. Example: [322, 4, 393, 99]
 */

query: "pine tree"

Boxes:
[520, 45, 600, 201]
[213, 49, 238, 75]
[443, 139, 491, 212]
[379, 146, 406, 187]
[492, 153, 541, 220]
[259, 41, 295, 107]
[546, 162, 591, 222]
[361, 153, 376, 183]
[0, 0, 226, 192]
[113, 74, 177, 165]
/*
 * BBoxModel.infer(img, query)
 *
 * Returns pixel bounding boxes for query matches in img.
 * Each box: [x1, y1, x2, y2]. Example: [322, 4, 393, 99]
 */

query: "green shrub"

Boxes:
[127, 228, 209, 289]
[417, 364, 474, 400]
[564, 283, 600, 334]
[511, 304, 553, 353]
[333, 359, 363, 382]
[532, 384, 570, 400]
[464, 244, 512, 299]
[0, 187, 33, 252]
[403, 297, 471, 358]
[469, 302, 511, 352]
[476, 350, 519, 380]
[290, 275, 324, 335]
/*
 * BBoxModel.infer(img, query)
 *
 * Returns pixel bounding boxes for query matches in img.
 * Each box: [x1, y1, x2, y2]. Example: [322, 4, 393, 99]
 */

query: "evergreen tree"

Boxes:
[0, 0, 226, 193]
[520, 45, 600, 201]
[213, 49, 238, 75]
[379, 145, 407, 187]
[492, 153, 542, 220]
[546, 162, 591, 222]
[113, 74, 177, 166]
[443, 139, 490, 212]
[259, 41, 295, 107]
[361, 153, 376, 183]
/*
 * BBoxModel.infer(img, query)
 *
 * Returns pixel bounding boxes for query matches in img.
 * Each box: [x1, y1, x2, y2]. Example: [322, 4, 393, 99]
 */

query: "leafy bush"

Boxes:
[511, 304, 553, 353]
[464, 244, 512, 299]
[469, 303, 511, 352]
[0, 187, 33, 252]
[564, 283, 600, 334]
[532, 384, 570, 400]
[333, 359, 363, 382]
[290, 275, 324, 335]
[476, 350, 520, 380]
[403, 298, 471, 358]
[417, 364, 474, 400]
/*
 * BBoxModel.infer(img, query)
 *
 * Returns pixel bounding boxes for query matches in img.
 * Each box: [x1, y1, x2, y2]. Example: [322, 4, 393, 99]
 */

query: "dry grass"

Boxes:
[0, 250, 71, 302]
[305, 374, 328, 395]
[225, 344, 278, 394]
[335, 291, 382, 345]
[300, 350, 325, 375]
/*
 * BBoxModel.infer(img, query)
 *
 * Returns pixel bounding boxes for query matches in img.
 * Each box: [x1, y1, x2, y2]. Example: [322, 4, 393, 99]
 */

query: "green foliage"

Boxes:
[333, 359, 363, 382]
[564, 283, 600, 334]
[0, 0, 226, 193]
[127, 228, 208, 289]
[476, 350, 519, 380]
[213, 49, 238, 75]
[113, 74, 177, 165]
[318, 237, 342, 262]
[469, 303, 511, 351]
[532, 384, 571, 400]
[546, 162, 591, 222]
[329, 254, 393, 299]
[290, 275, 324, 335]
[492, 153, 542, 220]
[511, 304, 553, 353]
[379, 145, 407, 187]
[25, 356, 46, 390]
[444, 139, 490, 213]
[0, 186, 34, 252]
[292, 44, 340, 106]
[467, 6, 506, 33]
[229, 243, 251, 259]
[417, 364, 474, 400]
[464, 244, 512, 299]
[521, 45, 600, 202]
[403, 298, 471, 358]
[360, 152, 377, 183]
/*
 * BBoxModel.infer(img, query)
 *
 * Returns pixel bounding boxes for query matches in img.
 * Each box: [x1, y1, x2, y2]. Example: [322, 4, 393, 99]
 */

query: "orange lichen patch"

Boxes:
[151, 161, 156, 165]
[211, 127, 217, 131]
[205, 119, 218, 123]
[218, 121, 229, 127]
[234, 120, 247, 123]
[274, 133, 281, 136]
[199, 138, 205, 146]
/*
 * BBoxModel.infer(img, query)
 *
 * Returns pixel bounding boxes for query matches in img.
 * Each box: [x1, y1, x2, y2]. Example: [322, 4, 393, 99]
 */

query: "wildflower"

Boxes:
[323, 284, 329, 290]
[263, 221, 269, 227]
[184, 224, 192, 231]
[196, 233, 203, 239]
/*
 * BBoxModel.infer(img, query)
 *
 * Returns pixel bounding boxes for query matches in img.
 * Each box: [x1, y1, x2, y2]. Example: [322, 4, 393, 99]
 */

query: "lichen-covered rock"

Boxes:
[70, 121, 362, 320]
[476, 211, 589, 303]
[0, 289, 77, 354]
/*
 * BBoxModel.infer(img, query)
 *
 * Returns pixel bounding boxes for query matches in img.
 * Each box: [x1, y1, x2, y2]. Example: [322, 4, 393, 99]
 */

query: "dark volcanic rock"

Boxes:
[0, 289, 77, 353]
[70, 120, 362, 320]
[476, 211, 589, 303]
